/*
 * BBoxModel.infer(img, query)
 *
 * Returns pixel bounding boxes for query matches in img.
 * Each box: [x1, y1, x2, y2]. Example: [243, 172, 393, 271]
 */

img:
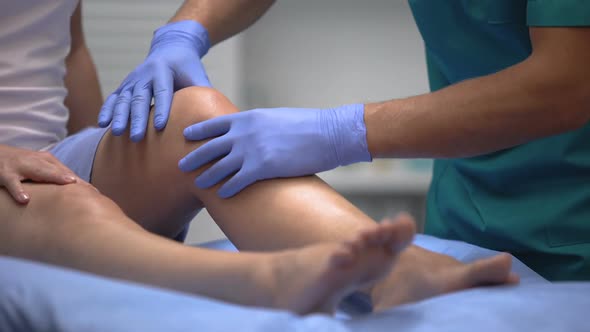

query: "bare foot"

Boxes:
[265, 214, 416, 314]
[371, 234, 520, 311]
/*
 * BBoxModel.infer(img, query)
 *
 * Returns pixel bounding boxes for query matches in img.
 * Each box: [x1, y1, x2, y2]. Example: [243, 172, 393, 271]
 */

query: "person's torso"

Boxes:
[0, 0, 78, 150]
[408, 0, 590, 280]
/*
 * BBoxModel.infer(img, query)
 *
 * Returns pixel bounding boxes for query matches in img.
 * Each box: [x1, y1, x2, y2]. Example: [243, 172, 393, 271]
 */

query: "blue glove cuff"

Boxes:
[323, 104, 372, 166]
[152, 20, 211, 58]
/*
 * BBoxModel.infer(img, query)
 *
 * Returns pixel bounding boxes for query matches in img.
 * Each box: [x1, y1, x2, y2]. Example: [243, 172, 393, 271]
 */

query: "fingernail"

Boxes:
[183, 127, 191, 136]
[64, 175, 77, 182]
[19, 192, 30, 202]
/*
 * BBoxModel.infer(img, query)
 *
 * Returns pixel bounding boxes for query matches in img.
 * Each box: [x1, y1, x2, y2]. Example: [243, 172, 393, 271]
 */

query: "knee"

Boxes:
[50, 183, 121, 221]
[167, 87, 237, 130]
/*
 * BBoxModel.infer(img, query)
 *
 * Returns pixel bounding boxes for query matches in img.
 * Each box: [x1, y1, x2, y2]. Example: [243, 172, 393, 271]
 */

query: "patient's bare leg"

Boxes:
[0, 183, 414, 314]
[90, 87, 517, 308]
[92, 87, 375, 245]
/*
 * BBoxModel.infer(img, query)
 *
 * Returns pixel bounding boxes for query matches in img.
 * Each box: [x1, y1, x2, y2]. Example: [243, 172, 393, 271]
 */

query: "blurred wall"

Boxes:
[240, 0, 428, 109]
[82, 0, 430, 243]
[83, 0, 244, 105]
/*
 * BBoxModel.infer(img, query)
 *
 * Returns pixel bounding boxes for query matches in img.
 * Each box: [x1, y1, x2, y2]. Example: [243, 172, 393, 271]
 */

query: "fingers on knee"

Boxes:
[170, 87, 235, 127]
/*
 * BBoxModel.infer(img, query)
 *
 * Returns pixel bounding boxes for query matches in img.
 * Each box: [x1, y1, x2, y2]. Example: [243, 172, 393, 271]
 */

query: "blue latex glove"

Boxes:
[179, 104, 372, 198]
[98, 20, 211, 142]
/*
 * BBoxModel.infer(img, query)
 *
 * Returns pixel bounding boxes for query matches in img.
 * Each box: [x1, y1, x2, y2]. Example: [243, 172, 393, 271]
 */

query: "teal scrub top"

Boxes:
[407, 0, 590, 281]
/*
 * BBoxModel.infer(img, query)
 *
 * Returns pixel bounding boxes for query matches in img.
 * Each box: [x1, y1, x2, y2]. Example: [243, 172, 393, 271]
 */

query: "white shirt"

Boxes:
[0, 0, 78, 151]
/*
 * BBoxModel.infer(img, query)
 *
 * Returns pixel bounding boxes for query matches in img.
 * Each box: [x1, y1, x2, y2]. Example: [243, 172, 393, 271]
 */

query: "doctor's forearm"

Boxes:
[170, 0, 275, 45]
[365, 28, 590, 159]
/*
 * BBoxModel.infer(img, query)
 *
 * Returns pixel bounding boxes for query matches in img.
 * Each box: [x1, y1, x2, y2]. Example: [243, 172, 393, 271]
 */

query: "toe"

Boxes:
[343, 239, 362, 255]
[384, 217, 416, 253]
[365, 228, 383, 245]
[507, 272, 520, 284]
[330, 246, 355, 267]
[467, 253, 513, 286]
[359, 227, 378, 246]
[376, 224, 394, 245]
[379, 222, 398, 242]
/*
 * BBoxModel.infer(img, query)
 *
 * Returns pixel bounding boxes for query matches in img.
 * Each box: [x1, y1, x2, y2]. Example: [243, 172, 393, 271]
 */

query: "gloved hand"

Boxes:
[98, 20, 211, 142]
[179, 104, 372, 198]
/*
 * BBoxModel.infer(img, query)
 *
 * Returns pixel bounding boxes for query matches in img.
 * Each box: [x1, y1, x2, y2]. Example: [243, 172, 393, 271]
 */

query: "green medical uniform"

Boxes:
[407, 0, 590, 281]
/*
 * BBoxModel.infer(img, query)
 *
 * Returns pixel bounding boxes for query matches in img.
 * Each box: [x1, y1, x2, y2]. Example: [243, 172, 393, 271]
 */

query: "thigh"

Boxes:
[49, 127, 108, 182]
[48, 125, 197, 239]
[0, 182, 139, 261]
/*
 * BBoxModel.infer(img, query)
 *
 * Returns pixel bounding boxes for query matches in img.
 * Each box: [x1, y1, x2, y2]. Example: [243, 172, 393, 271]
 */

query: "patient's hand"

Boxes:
[0, 144, 79, 204]
[369, 235, 519, 311]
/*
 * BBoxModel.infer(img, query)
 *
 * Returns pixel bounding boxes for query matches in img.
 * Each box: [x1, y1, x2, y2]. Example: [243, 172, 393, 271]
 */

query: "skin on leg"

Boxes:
[91, 87, 376, 245]
[0, 182, 270, 306]
[0, 182, 417, 314]
[371, 229, 520, 311]
[271, 215, 417, 313]
[91, 87, 518, 308]
[371, 248, 520, 311]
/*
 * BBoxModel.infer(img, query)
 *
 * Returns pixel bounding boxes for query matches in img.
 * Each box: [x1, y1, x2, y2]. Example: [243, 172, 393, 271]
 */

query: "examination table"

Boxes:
[1, 235, 588, 332]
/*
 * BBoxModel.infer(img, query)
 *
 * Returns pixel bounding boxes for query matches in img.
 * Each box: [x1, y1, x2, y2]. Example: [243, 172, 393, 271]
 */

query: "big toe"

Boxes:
[382, 213, 416, 252]
[466, 253, 516, 287]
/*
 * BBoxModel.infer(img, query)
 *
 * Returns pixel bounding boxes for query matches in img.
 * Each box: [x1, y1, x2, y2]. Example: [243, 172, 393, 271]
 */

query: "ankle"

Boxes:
[249, 252, 285, 308]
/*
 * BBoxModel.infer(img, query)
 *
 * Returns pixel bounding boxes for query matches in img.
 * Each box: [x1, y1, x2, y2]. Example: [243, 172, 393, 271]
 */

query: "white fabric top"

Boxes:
[0, 0, 78, 151]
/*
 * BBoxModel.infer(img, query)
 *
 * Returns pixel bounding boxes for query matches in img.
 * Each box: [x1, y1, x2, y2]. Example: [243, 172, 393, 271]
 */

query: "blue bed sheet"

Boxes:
[1, 235, 588, 332]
